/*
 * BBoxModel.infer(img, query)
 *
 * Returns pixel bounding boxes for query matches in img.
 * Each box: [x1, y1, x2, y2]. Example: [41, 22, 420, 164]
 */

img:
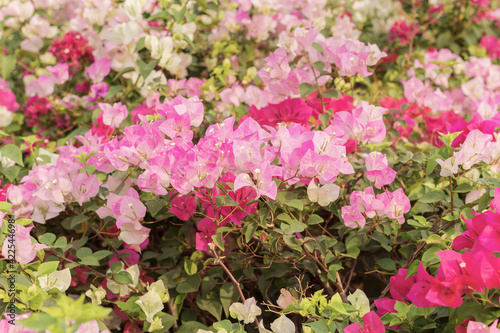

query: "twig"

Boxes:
[211, 248, 260, 327]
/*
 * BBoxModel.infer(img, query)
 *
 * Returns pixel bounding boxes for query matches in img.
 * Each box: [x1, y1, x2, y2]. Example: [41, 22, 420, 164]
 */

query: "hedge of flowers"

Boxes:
[1, 0, 500, 332]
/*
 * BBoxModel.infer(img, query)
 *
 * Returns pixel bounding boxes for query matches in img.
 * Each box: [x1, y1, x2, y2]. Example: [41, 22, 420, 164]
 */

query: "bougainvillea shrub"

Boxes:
[1, 0, 500, 332]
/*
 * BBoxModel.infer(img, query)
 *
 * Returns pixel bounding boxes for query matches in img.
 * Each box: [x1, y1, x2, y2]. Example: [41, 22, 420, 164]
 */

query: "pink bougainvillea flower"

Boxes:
[0, 79, 19, 111]
[341, 205, 366, 228]
[118, 223, 150, 251]
[49, 31, 94, 68]
[466, 319, 500, 333]
[86, 57, 111, 83]
[390, 268, 416, 302]
[115, 188, 147, 229]
[349, 187, 385, 218]
[345, 311, 385, 333]
[46, 63, 70, 85]
[169, 193, 197, 221]
[363, 151, 397, 189]
[0, 180, 11, 202]
[389, 20, 421, 46]
[383, 188, 411, 224]
[248, 98, 313, 127]
[196, 218, 216, 251]
[234, 163, 277, 200]
[98, 102, 128, 127]
[2, 225, 49, 265]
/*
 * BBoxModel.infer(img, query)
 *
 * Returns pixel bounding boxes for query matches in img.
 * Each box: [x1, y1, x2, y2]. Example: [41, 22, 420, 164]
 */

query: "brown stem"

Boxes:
[211, 249, 260, 328]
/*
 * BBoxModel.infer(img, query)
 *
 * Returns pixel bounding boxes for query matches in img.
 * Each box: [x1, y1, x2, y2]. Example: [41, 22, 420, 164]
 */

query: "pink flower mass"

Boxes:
[2, 0, 500, 331]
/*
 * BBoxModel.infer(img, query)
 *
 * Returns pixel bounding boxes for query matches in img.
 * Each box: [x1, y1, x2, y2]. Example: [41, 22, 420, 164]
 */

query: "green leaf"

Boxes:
[0, 144, 24, 166]
[312, 42, 323, 54]
[20, 313, 57, 331]
[80, 256, 100, 266]
[0, 165, 20, 182]
[137, 59, 158, 80]
[113, 67, 135, 82]
[148, 11, 171, 21]
[376, 258, 396, 271]
[312, 61, 325, 72]
[145, 199, 165, 218]
[438, 131, 462, 147]
[93, 250, 113, 260]
[318, 113, 329, 126]
[172, 6, 187, 22]
[407, 259, 420, 277]
[196, 291, 222, 321]
[323, 90, 339, 99]
[134, 37, 146, 52]
[299, 83, 317, 97]
[38, 261, 59, 276]
[114, 271, 134, 284]
[0, 201, 13, 213]
[394, 301, 411, 317]
[286, 199, 303, 211]
[220, 284, 239, 317]
[39, 233, 56, 245]
[212, 233, 225, 251]
[426, 154, 442, 176]
[216, 195, 238, 207]
[0, 54, 16, 79]
[61, 215, 87, 230]
[308, 214, 324, 225]
[407, 216, 432, 229]
[17, 218, 33, 226]
[244, 221, 258, 243]
[454, 183, 473, 193]
[110, 261, 124, 274]
[53, 237, 68, 249]
[478, 191, 491, 212]
[184, 258, 198, 275]
[369, 232, 392, 252]
[176, 274, 201, 293]
[419, 190, 446, 204]
[106, 85, 122, 100]
[76, 247, 92, 260]
[304, 320, 329, 333]
[422, 247, 441, 267]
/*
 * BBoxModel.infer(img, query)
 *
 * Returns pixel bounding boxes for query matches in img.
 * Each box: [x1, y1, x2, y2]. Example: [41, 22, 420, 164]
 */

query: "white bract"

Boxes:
[270, 315, 296, 333]
[0, 106, 13, 128]
[38, 268, 72, 292]
[229, 297, 262, 324]
[85, 285, 106, 305]
[307, 180, 340, 206]
[106, 264, 140, 297]
[135, 290, 164, 323]
[347, 289, 370, 317]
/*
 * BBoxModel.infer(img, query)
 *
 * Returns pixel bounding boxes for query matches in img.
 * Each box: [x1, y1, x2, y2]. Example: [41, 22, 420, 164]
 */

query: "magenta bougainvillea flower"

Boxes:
[345, 311, 385, 333]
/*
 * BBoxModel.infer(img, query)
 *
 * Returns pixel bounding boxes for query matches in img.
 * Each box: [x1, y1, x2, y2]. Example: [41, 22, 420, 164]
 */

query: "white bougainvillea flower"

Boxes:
[135, 290, 164, 323]
[270, 315, 296, 333]
[307, 180, 340, 206]
[347, 289, 370, 317]
[229, 297, 262, 324]
[276, 289, 296, 309]
[148, 316, 164, 332]
[38, 268, 71, 292]
[85, 285, 106, 305]
[106, 264, 140, 297]
[147, 280, 169, 302]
